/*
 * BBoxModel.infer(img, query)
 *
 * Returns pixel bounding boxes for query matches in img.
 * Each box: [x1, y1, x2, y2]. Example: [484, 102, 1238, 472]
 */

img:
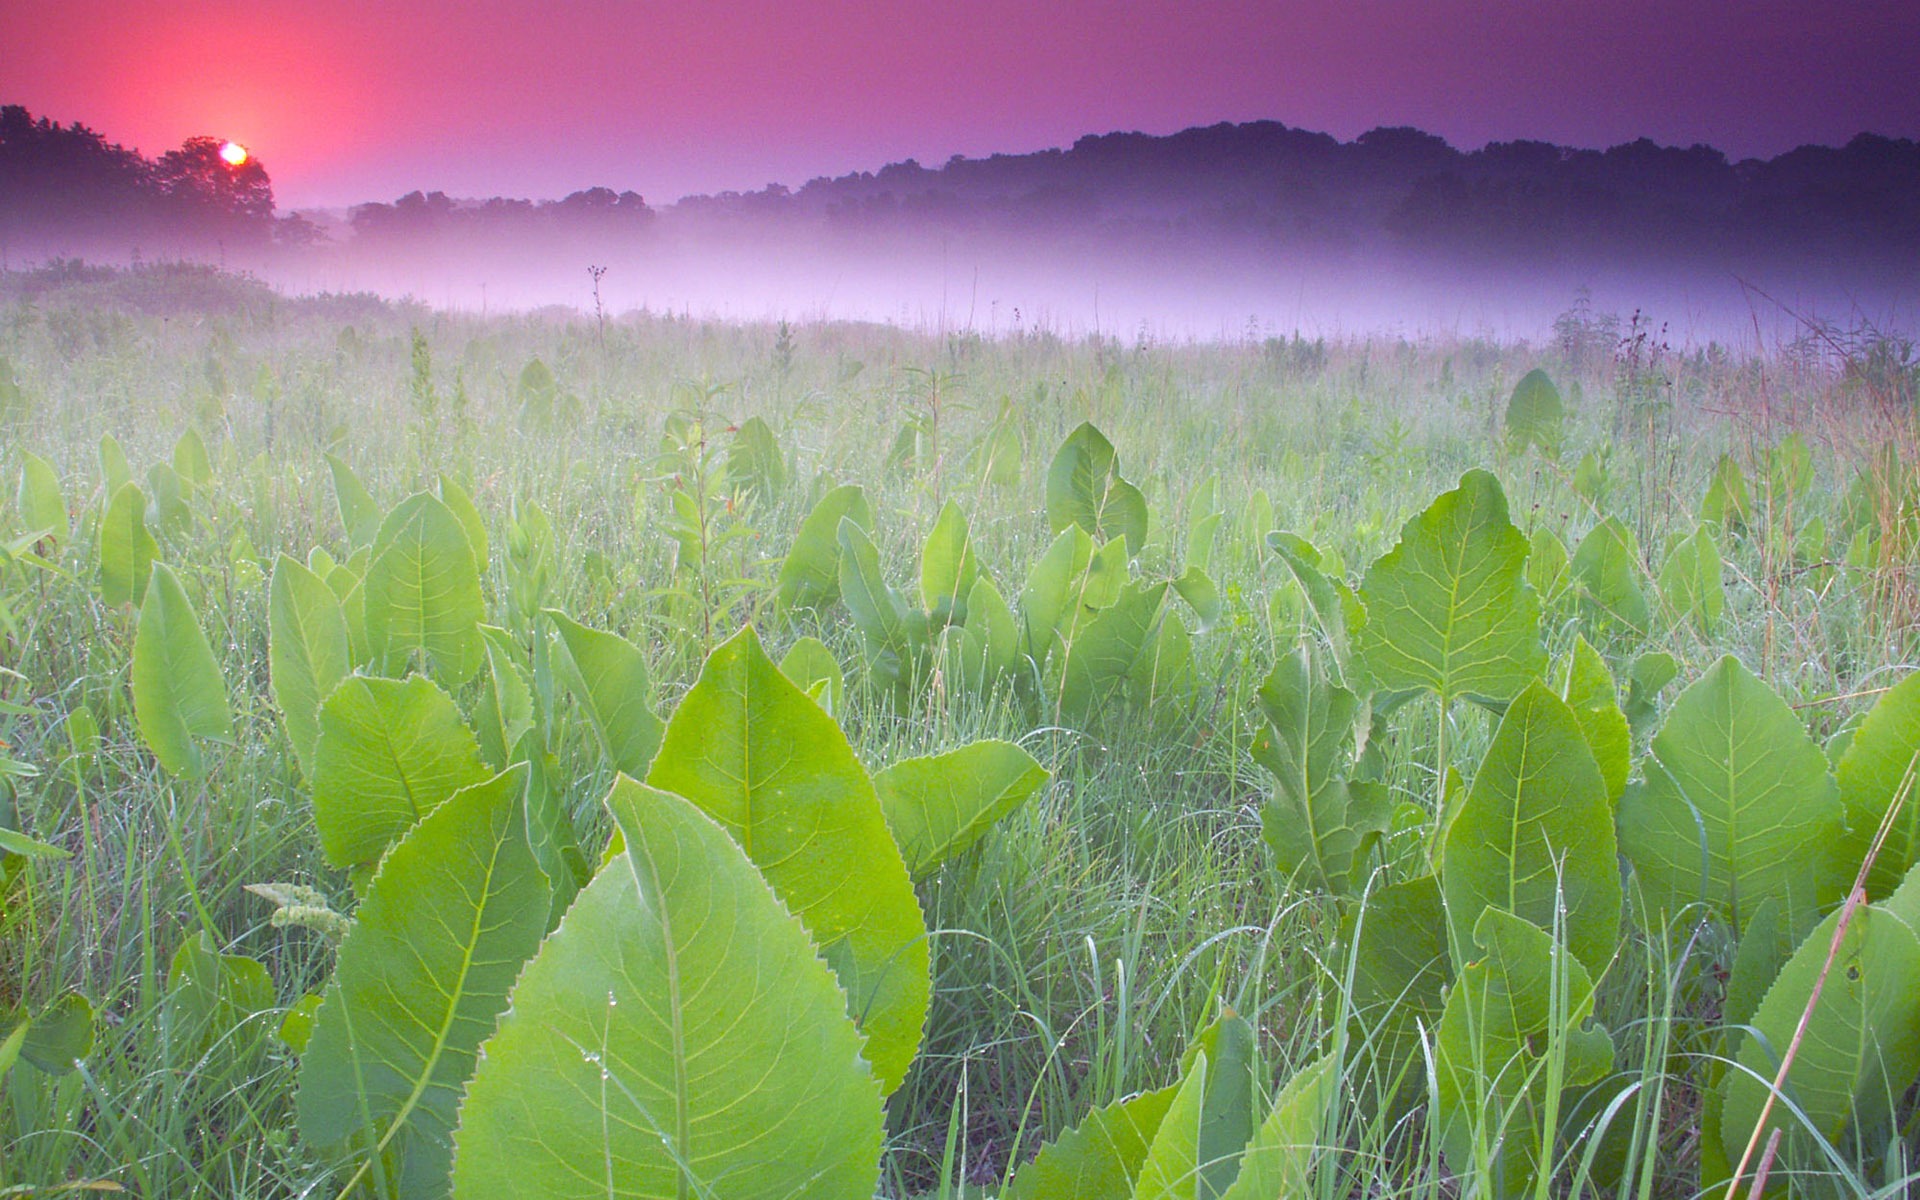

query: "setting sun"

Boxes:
[219, 140, 248, 166]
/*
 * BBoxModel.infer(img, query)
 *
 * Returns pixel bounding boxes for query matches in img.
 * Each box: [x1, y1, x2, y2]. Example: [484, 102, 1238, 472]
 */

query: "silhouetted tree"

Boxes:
[154, 136, 274, 223]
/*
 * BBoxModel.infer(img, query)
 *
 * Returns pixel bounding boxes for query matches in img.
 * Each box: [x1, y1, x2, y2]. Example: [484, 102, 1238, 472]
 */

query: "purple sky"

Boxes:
[10, 0, 1919, 209]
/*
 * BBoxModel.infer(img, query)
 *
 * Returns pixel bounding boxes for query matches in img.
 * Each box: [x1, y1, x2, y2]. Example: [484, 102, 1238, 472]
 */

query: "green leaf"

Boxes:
[957, 576, 1020, 692]
[1434, 908, 1613, 1200]
[919, 500, 980, 627]
[310, 674, 488, 872]
[1623, 651, 1678, 736]
[132, 562, 233, 778]
[327, 453, 382, 551]
[1254, 646, 1389, 895]
[780, 635, 845, 715]
[874, 740, 1048, 878]
[1553, 636, 1630, 801]
[838, 516, 922, 684]
[646, 626, 930, 1094]
[1171, 566, 1221, 633]
[1180, 1012, 1260, 1200]
[0, 1022, 23, 1087]
[472, 626, 535, 771]
[776, 483, 872, 610]
[1617, 655, 1847, 935]
[97, 433, 131, 498]
[363, 493, 487, 685]
[1527, 527, 1570, 606]
[1267, 532, 1356, 677]
[450, 779, 885, 1200]
[269, 554, 351, 781]
[172, 428, 213, 491]
[1571, 517, 1649, 635]
[726, 415, 787, 503]
[19, 992, 94, 1074]
[1000, 1084, 1179, 1200]
[1505, 368, 1565, 457]
[1046, 422, 1148, 555]
[1134, 1052, 1213, 1200]
[145, 462, 190, 536]
[1056, 581, 1167, 723]
[1438, 681, 1622, 977]
[1356, 470, 1545, 703]
[1217, 1052, 1337, 1200]
[546, 610, 662, 778]
[1700, 453, 1751, 532]
[436, 473, 489, 571]
[1656, 524, 1724, 635]
[298, 767, 550, 1200]
[1834, 671, 1920, 898]
[1718, 894, 1920, 1182]
[1020, 524, 1096, 670]
[98, 482, 157, 607]
[0, 827, 69, 861]
[166, 933, 275, 1066]
[1337, 875, 1450, 1109]
[16, 452, 66, 545]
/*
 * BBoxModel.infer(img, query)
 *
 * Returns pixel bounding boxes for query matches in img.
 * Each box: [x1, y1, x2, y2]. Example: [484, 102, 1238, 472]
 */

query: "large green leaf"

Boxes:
[920, 499, 980, 627]
[948, 576, 1020, 694]
[776, 483, 872, 610]
[450, 779, 884, 1200]
[873, 740, 1047, 878]
[99, 481, 157, 607]
[1001, 1084, 1180, 1200]
[132, 562, 233, 777]
[1834, 671, 1920, 898]
[1336, 874, 1450, 1109]
[546, 609, 662, 777]
[1020, 523, 1096, 669]
[1267, 532, 1358, 678]
[1505, 368, 1565, 457]
[298, 768, 549, 1200]
[1434, 908, 1614, 1200]
[1180, 1013, 1260, 1199]
[1057, 582, 1168, 723]
[17, 992, 95, 1075]
[1617, 655, 1847, 934]
[1717, 891, 1920, 1186]
[1134, 1052, 1213, 1200]
[1217, 1053, 1336, 1200]
[1656, 524, 1724, 635]
[269, 554, 351, 781]
[1046, 422, 1148, 555]
[838, 516, 922, 685]
[310, 674, 487, 871]
[1438, 681, 1622, 976]
[327, 452, 382, 551]
[646, 626, 930, 1094]
[1254, 646, 1389, 896]
[726, 415, 787, 504]
[363, 493, 486, 685]
[780, 635, 845, 715]
[1553, 636, 1630, 801]
[1356, 470, 1545, 703]
[473, 626, 535, 772]
[1571, 517, 1649, 635]
[15, 452, 66, 545]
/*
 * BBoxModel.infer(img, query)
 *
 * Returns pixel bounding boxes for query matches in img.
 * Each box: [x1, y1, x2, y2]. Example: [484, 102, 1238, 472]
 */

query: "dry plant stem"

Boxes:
[1722, 756, 1920, 1200]
[1747, 1129, 1782, 1200]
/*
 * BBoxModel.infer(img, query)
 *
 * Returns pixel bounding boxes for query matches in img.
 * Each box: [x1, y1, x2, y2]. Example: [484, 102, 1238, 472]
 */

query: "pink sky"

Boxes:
[10, 0, 1919, 208]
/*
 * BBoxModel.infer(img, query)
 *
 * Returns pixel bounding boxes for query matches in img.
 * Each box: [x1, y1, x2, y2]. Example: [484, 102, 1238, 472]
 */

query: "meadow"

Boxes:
[2, 261, 1918, 1199]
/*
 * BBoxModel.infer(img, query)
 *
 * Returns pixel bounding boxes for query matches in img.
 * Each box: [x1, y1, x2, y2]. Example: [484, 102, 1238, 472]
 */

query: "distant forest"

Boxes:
[4, 102, 1917, 272]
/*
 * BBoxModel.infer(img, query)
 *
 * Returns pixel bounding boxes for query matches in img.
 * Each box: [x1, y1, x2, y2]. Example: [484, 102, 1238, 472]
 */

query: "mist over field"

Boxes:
[7, 109, 1915, 342]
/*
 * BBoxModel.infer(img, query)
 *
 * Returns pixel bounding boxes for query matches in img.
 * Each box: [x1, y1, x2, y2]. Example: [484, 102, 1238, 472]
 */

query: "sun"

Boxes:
[219, 141, 249, 167]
